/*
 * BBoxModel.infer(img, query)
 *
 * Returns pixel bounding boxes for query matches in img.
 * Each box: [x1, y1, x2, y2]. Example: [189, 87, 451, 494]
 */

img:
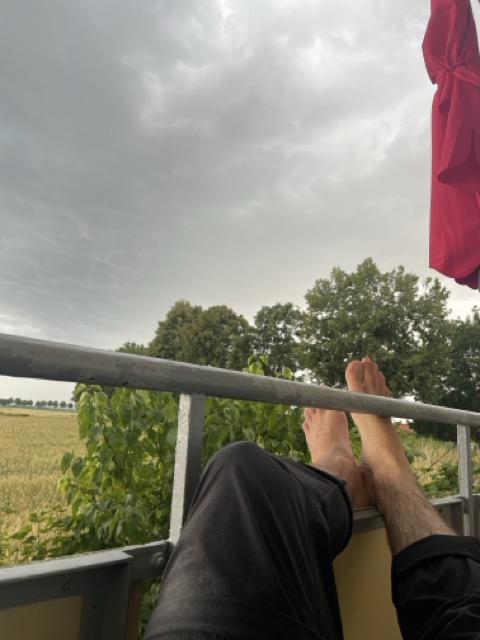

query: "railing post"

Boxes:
[169, 394, 206, 544]
[457, 424, 475, 536]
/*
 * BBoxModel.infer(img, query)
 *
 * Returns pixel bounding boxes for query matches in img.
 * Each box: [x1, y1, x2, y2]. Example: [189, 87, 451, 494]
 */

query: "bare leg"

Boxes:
[303, 407, 372, 508]
[345, 357, 454, 555]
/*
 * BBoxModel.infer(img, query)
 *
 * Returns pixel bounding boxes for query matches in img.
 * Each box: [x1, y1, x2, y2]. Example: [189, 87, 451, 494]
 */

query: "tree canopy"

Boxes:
[416, 310, 480, 440]
[118, 342, 148, 355]
[148, 300, 252, 370]
[302, 258, 452, 404]
[118, 258, 479, 439]
[253, 303, 304, 376]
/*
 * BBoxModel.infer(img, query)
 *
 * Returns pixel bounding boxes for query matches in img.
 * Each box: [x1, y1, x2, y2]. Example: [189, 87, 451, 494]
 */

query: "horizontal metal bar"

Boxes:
[0, 549, 129, 587]
[1, 333, 480, 427]
[0, 542, 172, 602]
[0, 550, 132, 640]
[351, 496, 466, 535]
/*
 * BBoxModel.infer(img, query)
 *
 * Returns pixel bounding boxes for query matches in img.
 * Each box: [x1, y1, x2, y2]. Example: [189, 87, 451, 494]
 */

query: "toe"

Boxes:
[361, 357, 377, 394]
[345, 360, 364, 392]
[361, 357, 390, 396]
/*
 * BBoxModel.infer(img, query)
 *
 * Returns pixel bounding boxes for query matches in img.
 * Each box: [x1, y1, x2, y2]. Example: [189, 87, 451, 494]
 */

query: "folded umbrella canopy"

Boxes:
[423, 0, 480, 289]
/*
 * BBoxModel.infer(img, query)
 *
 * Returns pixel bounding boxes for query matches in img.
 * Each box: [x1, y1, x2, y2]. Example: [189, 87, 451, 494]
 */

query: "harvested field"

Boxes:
[0, 407, 83, 535]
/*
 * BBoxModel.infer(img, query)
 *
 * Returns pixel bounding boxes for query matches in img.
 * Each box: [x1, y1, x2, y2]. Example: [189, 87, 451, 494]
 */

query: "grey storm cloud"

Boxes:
[0, 0, 477, 400]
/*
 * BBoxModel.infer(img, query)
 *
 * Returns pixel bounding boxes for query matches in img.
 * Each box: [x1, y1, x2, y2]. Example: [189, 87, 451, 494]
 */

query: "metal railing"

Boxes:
[0, 332, 479, 639]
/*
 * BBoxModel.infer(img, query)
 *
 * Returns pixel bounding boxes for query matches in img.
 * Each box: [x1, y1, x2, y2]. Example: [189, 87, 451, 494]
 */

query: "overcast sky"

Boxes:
[1, 0, 479, 402]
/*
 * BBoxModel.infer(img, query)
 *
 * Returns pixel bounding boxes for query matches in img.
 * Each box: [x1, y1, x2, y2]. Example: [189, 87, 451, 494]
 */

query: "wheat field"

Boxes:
[0, 407, 474, 537]
[0, 407, 84, 535]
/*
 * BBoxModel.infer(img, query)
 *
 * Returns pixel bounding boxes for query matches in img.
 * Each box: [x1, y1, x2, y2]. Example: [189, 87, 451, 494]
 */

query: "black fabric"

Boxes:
[392, 535, 480, 639]
[144, 441, 353, 640]
[145, 441, 480, 640]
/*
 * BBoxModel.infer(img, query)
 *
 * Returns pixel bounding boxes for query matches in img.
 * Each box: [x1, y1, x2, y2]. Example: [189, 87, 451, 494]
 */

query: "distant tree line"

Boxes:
[119, 258, 480, 442]
[0, 398, 74, 409]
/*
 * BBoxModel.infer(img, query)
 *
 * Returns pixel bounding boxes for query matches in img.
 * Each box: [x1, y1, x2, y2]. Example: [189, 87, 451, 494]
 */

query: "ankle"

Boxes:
[312, 451, 354, 480]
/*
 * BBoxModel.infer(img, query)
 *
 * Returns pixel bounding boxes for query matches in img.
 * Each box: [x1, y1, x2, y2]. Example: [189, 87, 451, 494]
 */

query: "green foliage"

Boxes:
[410, 438, 480, 498]
[412, 420, 459, 443]
[253, 303, 304, 376]
[122, 260, 480, 421]
[302, 259, 452, 404]
[2, 505, 70, 565]
[202, 356, 307, 463]
[118, 342, 148, 355]
[148, 300, 253, 370]
[400, 436, 427, 466]
[0, 503, 15, 562]
[447, 311, 480, 412]
[2, 386, 181, 564]
[59, 385, 179, 551]
[420, 462, 459, 498]
[4, 370, 308, 566]
[415, 310, 480, 441]
[148, 300, 201, 361]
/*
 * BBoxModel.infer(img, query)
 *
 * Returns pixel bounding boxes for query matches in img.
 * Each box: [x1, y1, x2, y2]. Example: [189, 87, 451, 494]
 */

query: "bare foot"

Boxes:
[345, 357, 455, 553]
[345, 357, 413, 482]
[303, 407, 372, 508]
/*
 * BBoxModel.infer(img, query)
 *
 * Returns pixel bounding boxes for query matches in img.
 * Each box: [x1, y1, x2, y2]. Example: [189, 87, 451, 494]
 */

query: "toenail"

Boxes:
[353, 363, 363, 372]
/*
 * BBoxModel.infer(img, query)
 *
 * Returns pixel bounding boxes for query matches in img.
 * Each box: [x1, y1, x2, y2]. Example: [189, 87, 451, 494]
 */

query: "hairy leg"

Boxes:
[345, 357, 454, 555]
[303, 407, 372, 508]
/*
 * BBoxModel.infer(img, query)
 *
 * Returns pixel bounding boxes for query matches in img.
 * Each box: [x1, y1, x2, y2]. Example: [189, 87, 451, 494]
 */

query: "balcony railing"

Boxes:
[0, 332, 479, 640]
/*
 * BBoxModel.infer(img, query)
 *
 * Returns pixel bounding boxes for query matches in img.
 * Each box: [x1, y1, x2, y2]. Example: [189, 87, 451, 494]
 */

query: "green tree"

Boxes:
[253, 303, 304, 375]
[415, 310, 480, 441]
[118, 342, 148, 355]
[188, 305, 252, 370]
[442, 310, 480, 412]
[148, 301, 252, 370]
[302, 258, 452, 402]
[148, 300, 202, 362]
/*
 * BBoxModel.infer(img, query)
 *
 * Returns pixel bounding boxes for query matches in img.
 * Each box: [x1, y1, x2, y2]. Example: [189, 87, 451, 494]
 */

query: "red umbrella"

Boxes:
[423, 0, 480, 289]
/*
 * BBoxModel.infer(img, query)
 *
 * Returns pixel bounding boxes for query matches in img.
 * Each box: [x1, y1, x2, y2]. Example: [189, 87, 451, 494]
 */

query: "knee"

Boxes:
[207, 441, 269, 478]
